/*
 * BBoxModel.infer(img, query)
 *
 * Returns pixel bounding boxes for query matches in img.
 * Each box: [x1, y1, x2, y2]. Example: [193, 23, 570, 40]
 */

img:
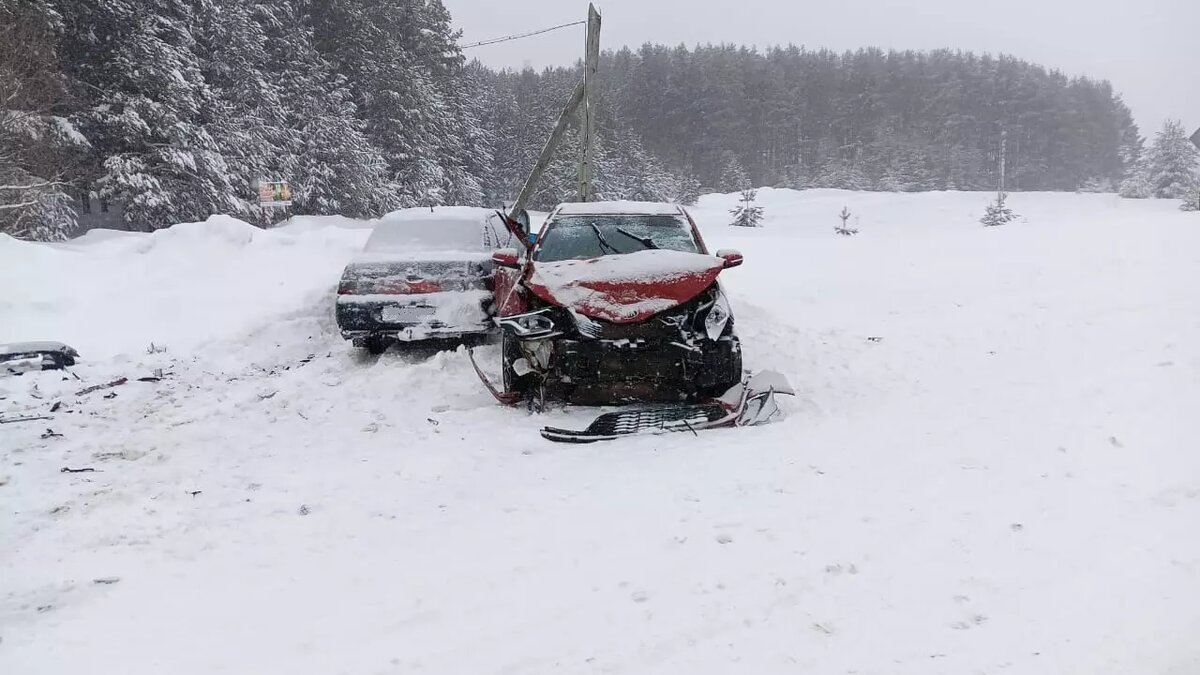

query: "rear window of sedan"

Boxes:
[365, 215, 511, 253]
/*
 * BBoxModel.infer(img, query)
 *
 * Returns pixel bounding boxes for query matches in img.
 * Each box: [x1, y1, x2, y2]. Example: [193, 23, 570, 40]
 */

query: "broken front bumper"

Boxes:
[548, 335, 743, 404]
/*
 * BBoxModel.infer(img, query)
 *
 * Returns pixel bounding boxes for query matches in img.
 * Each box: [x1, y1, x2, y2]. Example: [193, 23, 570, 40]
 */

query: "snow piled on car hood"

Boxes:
[526, 249, 726, 323]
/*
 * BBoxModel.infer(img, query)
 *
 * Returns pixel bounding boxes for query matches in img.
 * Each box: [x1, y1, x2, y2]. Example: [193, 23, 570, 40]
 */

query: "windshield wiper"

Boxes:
[590, 222, 620, 255]
[614, 226, 659, 250]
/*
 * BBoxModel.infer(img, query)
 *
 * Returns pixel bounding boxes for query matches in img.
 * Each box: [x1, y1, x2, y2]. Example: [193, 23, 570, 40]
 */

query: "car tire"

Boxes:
[501, 333, 531, 395]
[363, 335, 389, 355]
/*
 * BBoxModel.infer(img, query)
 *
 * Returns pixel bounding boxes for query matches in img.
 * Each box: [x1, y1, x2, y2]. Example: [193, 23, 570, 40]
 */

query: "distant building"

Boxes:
[70, 192, 126, 235]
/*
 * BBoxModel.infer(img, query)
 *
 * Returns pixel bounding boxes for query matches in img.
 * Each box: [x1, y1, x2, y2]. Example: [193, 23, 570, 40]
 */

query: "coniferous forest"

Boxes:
[0, 0, 1169, 240]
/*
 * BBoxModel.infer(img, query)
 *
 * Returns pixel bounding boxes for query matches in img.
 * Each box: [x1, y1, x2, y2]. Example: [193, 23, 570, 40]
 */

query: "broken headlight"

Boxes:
[495, 308, 563, 340]
[703, 289, 732, 340]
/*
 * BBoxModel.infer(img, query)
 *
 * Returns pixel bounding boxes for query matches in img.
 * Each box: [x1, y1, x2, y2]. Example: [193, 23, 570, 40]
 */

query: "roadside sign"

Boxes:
[258, 181, 292, 207]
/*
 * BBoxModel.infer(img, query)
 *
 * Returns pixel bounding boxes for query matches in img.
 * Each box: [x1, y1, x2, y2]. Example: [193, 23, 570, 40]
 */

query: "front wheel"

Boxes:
[362, 335, 389, 355]
[501, 333, 533, 395]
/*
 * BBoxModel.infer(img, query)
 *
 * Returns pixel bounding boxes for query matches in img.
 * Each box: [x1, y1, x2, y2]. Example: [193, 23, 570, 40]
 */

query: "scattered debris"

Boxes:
[427, 418, 440, 426]
[866, 336, 884, 343]
[0, 414, 53, 425]
[258, 391, 278, 401]
[299, 354, 316, 365]
[298, 504, 311, 516]
[1108, 436, 1124, 448]
[40, 428, 63, 439]
[1010, 523, 1024, 532]
[146, 342, 168, 354]
[76, 377, 127, 397]
[188, 490, 203, 497]
[60, 467, 96, 473]
[50, 401, 62, 412]
[102, 392, 118, 399]
[92, 577, 121, 585]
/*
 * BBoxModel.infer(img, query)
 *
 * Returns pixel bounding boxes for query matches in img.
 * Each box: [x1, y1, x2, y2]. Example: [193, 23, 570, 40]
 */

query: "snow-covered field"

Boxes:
[2, 189, 1198, 674]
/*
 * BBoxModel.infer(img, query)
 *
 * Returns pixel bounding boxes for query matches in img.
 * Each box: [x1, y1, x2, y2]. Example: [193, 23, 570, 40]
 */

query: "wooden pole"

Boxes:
[576, 3, 601, 202]
[512, 78, 585, 215]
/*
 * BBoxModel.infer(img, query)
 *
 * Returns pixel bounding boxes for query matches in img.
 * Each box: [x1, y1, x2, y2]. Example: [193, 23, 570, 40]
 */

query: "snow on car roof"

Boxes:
[553, 201, 686, 216]
[364, 207, 507, 254]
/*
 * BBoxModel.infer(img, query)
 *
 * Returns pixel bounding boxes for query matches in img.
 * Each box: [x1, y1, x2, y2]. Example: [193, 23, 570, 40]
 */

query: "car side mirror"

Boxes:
[716, 249, 744, 269]
[492, 248, 521, 269]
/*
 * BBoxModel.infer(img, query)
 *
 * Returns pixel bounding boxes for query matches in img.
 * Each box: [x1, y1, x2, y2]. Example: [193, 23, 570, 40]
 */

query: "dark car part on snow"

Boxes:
[76, 377, 127, 397]
[1, 342, 79, 376]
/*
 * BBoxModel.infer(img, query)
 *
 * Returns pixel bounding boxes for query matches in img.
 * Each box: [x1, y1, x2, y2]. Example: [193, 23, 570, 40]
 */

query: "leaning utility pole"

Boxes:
[509, 5, 601, 215]
[512, 80, 585, 214]
[576, 3, 602, 202]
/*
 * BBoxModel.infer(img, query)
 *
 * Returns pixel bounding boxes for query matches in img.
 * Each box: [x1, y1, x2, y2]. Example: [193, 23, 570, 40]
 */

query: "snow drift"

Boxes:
[2, 191, 1199, 675]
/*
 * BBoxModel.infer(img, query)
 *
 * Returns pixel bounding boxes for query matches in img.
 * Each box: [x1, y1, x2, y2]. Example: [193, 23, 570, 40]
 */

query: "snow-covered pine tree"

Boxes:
[65, 0, 235, 229]
[730, 188, 763, 227]
[980, 192, 1017, 227]
[718, 152, 750, 193]
[1181, 186, 1200, 212]
[1078, 177, 1115, 193]
[1145, 120, 1199, 199]
[0, 0, 84, 240]
[1118, 159, 1153, 198]
[412, 0, 493, 207]
[438, 61, 495, 207]
[196, 0, 293, 222]
[835, 206, 858, 235]
[812, 161, 872, 191]
[312, 0, 449, 208]
[266, 0, 397, 217]
[595, 124, 676, 202]
[669, 171, 702, 206]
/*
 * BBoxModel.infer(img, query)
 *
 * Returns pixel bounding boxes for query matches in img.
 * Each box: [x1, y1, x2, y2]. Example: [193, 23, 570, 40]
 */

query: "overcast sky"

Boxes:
[444, 0, 1198, 139]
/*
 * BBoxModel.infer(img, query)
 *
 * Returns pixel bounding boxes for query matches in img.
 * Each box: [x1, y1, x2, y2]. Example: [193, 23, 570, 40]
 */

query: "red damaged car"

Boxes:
[486, 201, 745, 405]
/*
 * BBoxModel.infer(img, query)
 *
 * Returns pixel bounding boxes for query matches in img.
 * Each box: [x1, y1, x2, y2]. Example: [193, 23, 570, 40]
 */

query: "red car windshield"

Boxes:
[533, 215, 699, 262]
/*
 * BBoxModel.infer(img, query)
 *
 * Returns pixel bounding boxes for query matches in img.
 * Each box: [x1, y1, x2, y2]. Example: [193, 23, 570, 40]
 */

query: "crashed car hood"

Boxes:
[525, 249, 726, 324]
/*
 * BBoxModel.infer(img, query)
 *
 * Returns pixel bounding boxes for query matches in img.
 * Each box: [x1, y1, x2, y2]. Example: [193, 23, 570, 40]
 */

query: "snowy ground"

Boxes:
[2, 190, 1199, 674]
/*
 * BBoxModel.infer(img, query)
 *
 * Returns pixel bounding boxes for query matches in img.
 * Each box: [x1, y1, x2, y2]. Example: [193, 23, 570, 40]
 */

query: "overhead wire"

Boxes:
[460, 20, 585, 50]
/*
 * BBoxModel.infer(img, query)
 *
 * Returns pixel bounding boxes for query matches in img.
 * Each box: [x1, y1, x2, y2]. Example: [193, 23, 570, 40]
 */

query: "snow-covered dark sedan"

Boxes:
[335, 207, 516, 352]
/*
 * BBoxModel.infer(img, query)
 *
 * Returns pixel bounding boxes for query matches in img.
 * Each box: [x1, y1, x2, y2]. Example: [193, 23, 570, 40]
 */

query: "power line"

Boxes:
[461, 20, 585, 50]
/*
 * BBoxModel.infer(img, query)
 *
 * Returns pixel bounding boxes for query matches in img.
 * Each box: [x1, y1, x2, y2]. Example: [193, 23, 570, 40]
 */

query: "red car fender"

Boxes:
[492, 265, 530, 317]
